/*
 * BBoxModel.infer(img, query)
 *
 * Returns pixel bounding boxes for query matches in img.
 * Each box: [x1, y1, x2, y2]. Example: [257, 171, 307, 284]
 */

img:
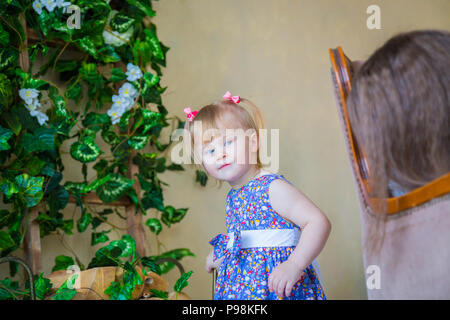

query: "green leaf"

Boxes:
[46, 185, 69, 216]
[24, 156, 46, 176]
[118, 109, 133, 131]
[75, 37, 98, 59]
[0, 125, 13, 151]
[158, 248, 196, 260]
[61, 219, 74, 235]
[82, 112, 110, 132]
[141, 187, 164, 212]
[166, 163, 184, 171]
[152, 248, 196, 275]
[145, 218, 162, 235]
[141, 72, 159, 97]
[2, 110, 22, 136]
[15, 69, 48, 90]
[140, 257, 162, 275]
[91, 230, 111, 246]
[173, 271, 193, 293]
[0, 47, 18, 71]
[144, 28, 164, 60]
[0, 278, 19, 300]
[110, 13, 135, 33]
[0, 179, 19, 199]
[0, 209, 13, 229]
[79, 62, 100, 84]
[52, 255, 75, 272]
[34, 273, 53, 300]
[0, 230, 15, 250]
[77, 211, 91, 233]
[48, 86, 68, 118]
[161, 206, 188, 227]
[96, 173, 134, 203]
[83, 174, 113, 193]
[101, 127, 121, 145]
[14, 173, 44, 207]
[0, 23, 10, 46]
[55, 60, 78, 72]
[125, 0, 156, 17]
[196, 170, 208, 186]
[104, 281, 126, 300]
[149, 289, 168, 299]
[98, 45, 121, 63]
[70, 135, 101, 163]
[51, 274, 78, 300]
[110, 68, 127, 82]
[141, 109, 162, 134]
[0, 73, 13, 110]
[128, 134, 149, 150]
[65, 80, 82, 102]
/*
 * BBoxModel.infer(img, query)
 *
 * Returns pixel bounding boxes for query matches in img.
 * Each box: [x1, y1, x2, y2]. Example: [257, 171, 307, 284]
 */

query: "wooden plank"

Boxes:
[23, 206, 41, 275]
[67, 192, 132, 207]
[126, 149, 147, 257]
[19, 12, 42, 275]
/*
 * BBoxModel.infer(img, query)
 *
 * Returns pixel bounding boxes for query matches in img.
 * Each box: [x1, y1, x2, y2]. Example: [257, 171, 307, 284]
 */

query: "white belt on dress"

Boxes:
[225, 228, 323, 285]
[226, 228, 301, 249]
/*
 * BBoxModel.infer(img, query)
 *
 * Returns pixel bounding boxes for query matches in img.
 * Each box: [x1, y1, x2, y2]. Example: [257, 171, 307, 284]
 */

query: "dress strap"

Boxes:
[264, 173, 293, 186]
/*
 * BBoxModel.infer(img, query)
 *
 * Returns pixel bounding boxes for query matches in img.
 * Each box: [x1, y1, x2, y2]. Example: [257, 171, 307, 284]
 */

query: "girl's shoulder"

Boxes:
[226, 170, 292, 199]
[257, 170, 292, 186]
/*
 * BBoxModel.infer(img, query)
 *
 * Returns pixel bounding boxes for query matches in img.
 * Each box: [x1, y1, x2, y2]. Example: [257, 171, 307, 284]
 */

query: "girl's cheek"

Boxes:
[234, 141, 247, 164]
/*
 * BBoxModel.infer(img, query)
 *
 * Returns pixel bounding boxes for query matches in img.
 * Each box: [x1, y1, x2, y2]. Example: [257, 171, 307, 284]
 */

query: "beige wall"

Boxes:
[2, 0, 449, 300]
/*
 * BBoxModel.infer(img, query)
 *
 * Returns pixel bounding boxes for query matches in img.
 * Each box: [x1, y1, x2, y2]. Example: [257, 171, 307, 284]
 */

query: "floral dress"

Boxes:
[209, 173, 326, 300]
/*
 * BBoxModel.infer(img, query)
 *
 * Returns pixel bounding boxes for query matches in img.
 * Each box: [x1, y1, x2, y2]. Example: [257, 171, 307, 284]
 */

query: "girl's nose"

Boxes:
[217, 151, 227, 162]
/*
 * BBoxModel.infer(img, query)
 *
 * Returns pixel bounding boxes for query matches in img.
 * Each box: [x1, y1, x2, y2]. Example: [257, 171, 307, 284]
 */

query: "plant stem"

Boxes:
[52, 38, 72, 73]
[56, 230, 85, 270]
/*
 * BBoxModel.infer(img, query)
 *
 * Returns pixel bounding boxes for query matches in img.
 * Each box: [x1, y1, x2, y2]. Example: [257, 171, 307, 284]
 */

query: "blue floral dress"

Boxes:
[209, 173, 326, 300]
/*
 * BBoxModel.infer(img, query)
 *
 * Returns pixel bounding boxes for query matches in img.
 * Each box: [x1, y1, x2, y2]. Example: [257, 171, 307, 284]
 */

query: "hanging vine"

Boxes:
[0, 0, 204, 300]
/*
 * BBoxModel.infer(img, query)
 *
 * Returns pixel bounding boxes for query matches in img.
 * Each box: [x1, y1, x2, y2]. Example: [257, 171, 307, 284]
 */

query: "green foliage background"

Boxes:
[0, 0, 204, 300]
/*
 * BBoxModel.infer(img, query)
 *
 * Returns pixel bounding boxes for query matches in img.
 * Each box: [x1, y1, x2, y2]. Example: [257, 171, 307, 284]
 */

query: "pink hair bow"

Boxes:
[223, 91, 240, 103]
[184, 107, 198, 122]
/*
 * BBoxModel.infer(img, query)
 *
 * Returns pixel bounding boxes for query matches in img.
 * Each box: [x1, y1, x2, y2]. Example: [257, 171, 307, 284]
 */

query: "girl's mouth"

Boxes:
[219, 163, 231, 170]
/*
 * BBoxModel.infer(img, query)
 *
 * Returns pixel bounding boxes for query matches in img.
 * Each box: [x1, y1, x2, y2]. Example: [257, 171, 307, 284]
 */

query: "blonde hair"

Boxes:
[183, 96, 266, 187]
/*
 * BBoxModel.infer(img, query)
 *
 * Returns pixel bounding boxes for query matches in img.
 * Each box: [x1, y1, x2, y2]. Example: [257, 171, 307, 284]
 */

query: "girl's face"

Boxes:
[196, 128, 258, 183]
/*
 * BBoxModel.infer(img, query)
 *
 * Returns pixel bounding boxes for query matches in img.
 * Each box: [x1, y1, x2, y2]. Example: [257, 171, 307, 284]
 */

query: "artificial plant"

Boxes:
[0, 0, 206, 300]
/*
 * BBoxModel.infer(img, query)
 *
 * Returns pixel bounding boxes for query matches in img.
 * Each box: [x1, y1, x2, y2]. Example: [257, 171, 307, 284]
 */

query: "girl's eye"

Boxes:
[206, 148, 215, 155]
[225, 137, 235, 146]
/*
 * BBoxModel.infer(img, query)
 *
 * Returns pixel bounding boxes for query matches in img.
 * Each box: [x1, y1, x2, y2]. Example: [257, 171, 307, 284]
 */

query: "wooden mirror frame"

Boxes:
[329, 46, 450, 214]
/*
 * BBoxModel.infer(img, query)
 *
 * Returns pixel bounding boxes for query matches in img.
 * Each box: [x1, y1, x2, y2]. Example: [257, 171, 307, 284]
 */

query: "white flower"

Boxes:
[112, 95, 133, 111]
[32, 0, 44, 15]
[55, 0, 71, 12]
[33, 110, 49, 126]
[42, 0, 58, 12]
[102, 29, 134, 47]
[107, 105, 125, 124]
[19, 88, 40, 105]
[125, 63, 142, 81]
[102, 10, 134, 47]
[25, 99, 41, 112]
[118, 83, 138, 99]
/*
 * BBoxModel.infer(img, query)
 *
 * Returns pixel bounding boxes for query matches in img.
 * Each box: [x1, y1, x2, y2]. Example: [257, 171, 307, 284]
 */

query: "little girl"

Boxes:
[183, 91, 331, 300]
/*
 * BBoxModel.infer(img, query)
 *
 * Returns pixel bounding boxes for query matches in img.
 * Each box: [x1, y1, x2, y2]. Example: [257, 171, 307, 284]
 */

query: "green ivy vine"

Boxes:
[0, 0, 205, 300]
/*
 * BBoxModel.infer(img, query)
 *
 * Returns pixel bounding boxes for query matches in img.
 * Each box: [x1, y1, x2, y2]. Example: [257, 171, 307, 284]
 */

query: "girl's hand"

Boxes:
[205, 249, 224, 273]
[268, 259, 304, 298]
